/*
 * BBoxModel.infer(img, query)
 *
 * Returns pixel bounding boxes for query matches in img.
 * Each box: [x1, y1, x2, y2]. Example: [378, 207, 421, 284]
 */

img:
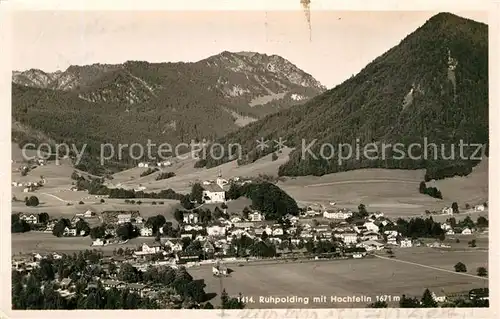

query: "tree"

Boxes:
[421, 288, 437, 307]
[438, 232, 446, 242]
[190, 183, 204, 204]
[221, 202, 228, 210]
[476, 216, 488, 228]
[242, 206, 251, 220]
[468, 239, 477, 248]
[100, 199, 105, 204]
[261, 231, 269, 241]
[90, 226, 106, 239]
[52, 219, 69, 237]
[180, 196, 194, 210]
[76, 219, 90, 236]
[454, 262, 467, 272]
[477, 267, 487, 277]
[358, 203, 368, 216]
[116, 223, 137, 240]
[271, 152, 278, 161]
[451, 202, 459, 214]
[38, 212, 50, 224]
[25, 196, 40, 207]
[419, 181, 427, 194]
[399, 294, 421, 308]
[465, 203, 470, 210]
[79, 201, 84, 205]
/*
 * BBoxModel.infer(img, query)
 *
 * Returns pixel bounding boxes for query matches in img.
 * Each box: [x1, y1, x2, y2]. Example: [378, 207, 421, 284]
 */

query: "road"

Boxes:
[40, 192, 68, 203]
[373, 254, 489, 280]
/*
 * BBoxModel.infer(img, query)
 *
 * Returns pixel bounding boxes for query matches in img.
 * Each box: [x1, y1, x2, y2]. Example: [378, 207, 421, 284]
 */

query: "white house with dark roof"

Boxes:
[20, 214, 38, 224]
[117, 214, 132, 224]
[202, 184, 226, 203]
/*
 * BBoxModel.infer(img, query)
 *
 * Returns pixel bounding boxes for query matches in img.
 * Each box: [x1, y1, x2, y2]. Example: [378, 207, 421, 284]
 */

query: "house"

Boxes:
[431, 292, 447, 303]
[183, 212, 199, 224]
[442, 207, 454, 215]
[461, 228, 472, 235]
[446, 229, 455, 235]
[357, 240, 384, 251]
[92, 238, 106, 246]
[441, 223, 452, 231]
[323, 210, 338, 219]
[117, 214, 132, 224]
[202, 240, 215, 253]
[212, 262, 228, 276]
[20, 214, 38, 224]
[342, 232, 358, 244]
[400, 238, 413, 248]
[45, 221, 56, 232]
[361, 231, 379, 241]
[127, 283, 148, 297]
[140, 227, 153, 237]
[134, 216, 144, 224]
[207, 225, 226, 237]
[63, 227, 77, 237]
[363, 222, 379, 233]
[272, 228, 284, 236]
[387, 237, 398, 245]
[250, 211, 264, 222]
[102, 280, 126, 290]
[184, 224, 204, 232]
[323, 210, 352, 220]
[474, 204, 485, 212]
[384, 230, 398, 237]
[163, 239, 183, 252]
[202, 184, 226, 203]
[83, 210, 95, 218]
[71, 216, 83, 226]
[230, 217, 242, 223]
[59, 278, 72, 289]
[136, 243, 162, 255]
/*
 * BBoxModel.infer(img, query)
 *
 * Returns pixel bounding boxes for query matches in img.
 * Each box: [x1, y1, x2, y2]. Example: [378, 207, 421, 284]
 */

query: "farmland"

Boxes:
[189, 248, 488, 309]
[11, 232, 157, 255]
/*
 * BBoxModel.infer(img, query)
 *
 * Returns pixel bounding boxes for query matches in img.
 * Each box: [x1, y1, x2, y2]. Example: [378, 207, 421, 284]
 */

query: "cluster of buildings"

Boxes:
[137, 161, 172, 168]
[12, 179, 45, 193]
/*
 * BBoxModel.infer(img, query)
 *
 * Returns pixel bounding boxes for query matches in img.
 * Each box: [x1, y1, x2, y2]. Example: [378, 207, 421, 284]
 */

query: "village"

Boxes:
[11, 171, 490, 306]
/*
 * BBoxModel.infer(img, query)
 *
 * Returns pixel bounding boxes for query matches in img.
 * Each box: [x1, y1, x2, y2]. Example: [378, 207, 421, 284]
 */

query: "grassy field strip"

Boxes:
[374, 254, 488, 280]
[305, 179, 420, 188]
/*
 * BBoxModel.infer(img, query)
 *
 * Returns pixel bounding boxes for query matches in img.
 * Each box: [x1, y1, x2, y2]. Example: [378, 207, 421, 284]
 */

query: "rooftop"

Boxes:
[202, 183, 224, 192]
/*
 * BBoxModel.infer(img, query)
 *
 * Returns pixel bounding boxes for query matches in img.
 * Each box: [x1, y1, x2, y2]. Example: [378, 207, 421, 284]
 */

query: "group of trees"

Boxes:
[446, 215, 487, 230]
[12, 253, 158, 309]
[12, 248, 229, 309]
[11, 212, 51, 233]
[25, 195, 40, 207]
[388, 216, 445, 240]
[155, 172, 176, 181]
[418, 181, 443, 199]
[225, 181, 299, 220]
[140, 167, 159, 177]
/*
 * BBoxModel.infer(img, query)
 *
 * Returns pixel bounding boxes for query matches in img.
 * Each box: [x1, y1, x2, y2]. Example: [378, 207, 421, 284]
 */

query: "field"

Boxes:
[189, 248, 488, 309]
[12, 139, 488, 220]
[11, 232, 158, 255]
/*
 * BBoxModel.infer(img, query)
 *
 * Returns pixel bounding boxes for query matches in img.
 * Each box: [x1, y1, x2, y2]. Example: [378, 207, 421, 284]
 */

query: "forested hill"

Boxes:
[199, 12, 488, 181]
[12, 51, 325, 174]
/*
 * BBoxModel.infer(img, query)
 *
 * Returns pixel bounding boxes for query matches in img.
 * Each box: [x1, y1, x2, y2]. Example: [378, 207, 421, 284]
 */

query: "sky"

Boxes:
[11, 10, 487, 89]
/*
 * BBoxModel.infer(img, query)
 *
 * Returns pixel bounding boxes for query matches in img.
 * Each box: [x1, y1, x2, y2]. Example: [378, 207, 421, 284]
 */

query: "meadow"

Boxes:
[189, 248, 488, 308]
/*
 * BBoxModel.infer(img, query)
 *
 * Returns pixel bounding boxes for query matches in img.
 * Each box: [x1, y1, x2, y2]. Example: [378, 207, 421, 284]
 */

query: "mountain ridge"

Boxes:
[12, 51, 326, 174]
[198, 12, 489, 181]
